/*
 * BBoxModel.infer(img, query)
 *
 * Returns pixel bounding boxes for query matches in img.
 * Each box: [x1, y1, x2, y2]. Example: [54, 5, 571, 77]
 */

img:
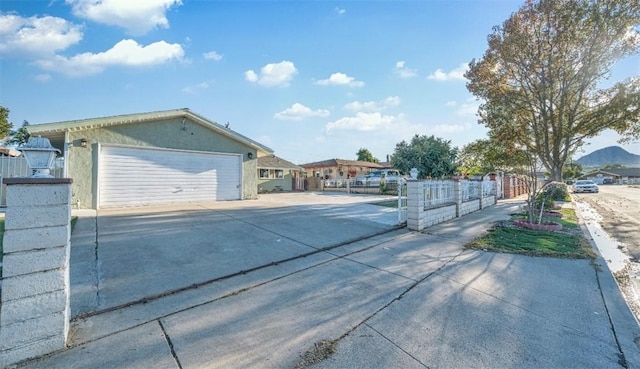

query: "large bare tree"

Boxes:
[466, 0, 640, 181]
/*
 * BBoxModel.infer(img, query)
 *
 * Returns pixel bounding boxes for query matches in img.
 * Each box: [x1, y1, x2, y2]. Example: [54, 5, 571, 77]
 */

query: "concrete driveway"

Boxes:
[70, 192, 402, 318]
[18, 196, 639, 369]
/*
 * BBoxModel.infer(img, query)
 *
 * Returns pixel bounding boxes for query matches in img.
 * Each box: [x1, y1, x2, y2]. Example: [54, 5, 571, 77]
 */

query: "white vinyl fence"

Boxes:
[0, 156, 65, 206]
[397, 179, 407, 224]
[424, 180, 456, 208]
[406, 179, 497, 231]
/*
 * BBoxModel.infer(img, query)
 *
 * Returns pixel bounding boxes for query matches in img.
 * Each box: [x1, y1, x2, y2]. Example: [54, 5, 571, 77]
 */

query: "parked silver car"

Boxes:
[572, 180, 599, 193]
[355, 169, 403, 186]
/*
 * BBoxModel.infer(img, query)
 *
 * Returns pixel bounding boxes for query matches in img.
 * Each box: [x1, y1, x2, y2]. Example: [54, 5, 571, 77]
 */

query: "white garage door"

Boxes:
[99, 145, 242, 208]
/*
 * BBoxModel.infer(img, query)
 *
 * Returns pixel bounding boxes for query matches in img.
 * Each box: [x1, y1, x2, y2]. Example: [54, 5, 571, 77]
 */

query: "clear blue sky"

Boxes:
[1, 0, 638, 163]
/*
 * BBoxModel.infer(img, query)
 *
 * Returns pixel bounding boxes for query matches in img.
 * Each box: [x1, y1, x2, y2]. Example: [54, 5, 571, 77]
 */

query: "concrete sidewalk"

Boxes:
[15, 198, 640, 369]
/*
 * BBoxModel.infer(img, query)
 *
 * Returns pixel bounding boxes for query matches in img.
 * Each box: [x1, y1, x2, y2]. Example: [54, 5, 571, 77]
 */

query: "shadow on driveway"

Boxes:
[70, 193, 403, 318]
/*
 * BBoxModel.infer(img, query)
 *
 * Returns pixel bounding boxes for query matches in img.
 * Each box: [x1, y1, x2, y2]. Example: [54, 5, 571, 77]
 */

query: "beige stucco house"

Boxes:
[257, 155, 303, 192]
[579, 168, 640, 184]
[300, 159, 383, 181]
[28, 108, 273, 209]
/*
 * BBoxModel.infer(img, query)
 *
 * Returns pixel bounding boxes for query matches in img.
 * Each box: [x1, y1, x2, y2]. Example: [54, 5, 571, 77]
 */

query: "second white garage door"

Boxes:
[99, 145, 242, 208]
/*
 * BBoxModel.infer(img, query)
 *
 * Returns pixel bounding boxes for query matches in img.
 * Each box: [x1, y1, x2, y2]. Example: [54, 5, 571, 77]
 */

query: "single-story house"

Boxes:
[300, 159, 382, 180]
[28, 108, 273, 209]
[580, 168, 640, 184]
[257, 155, 303, 192]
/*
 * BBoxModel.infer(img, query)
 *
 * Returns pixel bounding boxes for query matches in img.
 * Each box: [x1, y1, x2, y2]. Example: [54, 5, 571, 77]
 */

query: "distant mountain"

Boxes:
[576, 146, 640, 168]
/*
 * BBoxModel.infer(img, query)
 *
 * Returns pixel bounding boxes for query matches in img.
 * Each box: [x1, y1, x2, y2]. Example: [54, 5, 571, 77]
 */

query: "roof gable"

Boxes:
[257, 155, 302, 170]
[27, 108, 274, 154]
[300, 158, 382, 169]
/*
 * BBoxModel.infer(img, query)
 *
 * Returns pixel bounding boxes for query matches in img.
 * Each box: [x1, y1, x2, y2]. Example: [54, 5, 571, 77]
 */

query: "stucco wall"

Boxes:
[258, 172, 293, 192]
[65, 117, 258, 209]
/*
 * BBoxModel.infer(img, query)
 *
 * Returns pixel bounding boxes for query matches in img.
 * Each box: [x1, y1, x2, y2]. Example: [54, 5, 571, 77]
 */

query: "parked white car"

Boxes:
[355, 169, 404, 186]
[572, 180, 599, 193]
[324, 178, 347, 188]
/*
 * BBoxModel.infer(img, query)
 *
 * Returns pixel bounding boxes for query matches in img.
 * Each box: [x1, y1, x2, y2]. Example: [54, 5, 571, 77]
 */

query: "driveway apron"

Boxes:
[69, 194, 400, 318]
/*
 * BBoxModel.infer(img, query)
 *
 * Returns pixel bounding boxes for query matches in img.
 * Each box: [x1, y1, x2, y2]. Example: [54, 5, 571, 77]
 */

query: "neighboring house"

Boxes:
[0, 147, 27, 206]
[28, 108, 273, 209]
[580, 168, 640, 184]
[0, 147, 22, 157]
[300, 159, 383, 181]
[257, 155, 303, 192]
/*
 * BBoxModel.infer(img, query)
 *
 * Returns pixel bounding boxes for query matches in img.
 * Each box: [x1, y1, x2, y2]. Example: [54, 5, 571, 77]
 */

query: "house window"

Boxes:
[275, 170, 284, 179]
[259, 169, 269, 178]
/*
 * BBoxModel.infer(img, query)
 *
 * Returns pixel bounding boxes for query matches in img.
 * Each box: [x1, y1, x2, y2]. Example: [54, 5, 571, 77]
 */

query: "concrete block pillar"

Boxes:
[479, 182, 485, 209]
[0, 178, 73, 367]
[406, 180, 425, 231]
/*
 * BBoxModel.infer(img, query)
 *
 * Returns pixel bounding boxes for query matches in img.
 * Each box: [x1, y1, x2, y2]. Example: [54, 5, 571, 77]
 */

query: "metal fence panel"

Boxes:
[423, 180, 455, 209]
[397, 180, 407, 224]
[0, 156, 64, 206]
[482, 181, 495, 197]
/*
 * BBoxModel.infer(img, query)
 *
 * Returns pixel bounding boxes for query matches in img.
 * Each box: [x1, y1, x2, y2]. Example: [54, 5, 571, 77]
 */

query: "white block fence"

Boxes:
[406, 180, 496, 232]
[0, 178, 72, 368]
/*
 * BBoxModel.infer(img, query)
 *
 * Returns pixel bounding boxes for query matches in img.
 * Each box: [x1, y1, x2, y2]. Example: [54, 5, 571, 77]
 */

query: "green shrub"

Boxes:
[534, 193, 555, 210]
[543, 181, 569, 201]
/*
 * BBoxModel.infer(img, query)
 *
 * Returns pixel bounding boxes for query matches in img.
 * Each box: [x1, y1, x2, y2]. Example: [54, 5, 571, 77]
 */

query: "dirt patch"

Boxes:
[613, 263, 640, 322]
[294, 339, 338, 368]
[514, 220, 563, 231]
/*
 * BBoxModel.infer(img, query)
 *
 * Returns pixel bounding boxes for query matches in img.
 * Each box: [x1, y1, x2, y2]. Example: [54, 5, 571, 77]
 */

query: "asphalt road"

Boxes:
[572, 185, 640, 260]
[572, 184, 640, 322]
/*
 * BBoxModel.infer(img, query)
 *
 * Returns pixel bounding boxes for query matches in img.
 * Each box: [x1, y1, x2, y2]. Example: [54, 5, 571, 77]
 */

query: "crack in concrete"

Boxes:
[158, 319, 183, 369]
[364, 323, 430, 369]
[594, 265, 629, 369]
[305, 248, 469, 367]
[66, 229, 409, 353]
[93, 213, 102, 310]
[72, 224, 404, 321]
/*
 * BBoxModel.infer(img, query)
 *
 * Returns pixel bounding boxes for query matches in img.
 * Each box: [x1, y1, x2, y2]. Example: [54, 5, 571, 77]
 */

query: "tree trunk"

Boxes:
[549, 164, 563, 182]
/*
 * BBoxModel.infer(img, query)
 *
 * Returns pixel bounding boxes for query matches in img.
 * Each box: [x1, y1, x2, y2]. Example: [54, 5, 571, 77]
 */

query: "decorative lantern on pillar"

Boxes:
[19, 136, 61, 178]
[409, 167, 419, 180]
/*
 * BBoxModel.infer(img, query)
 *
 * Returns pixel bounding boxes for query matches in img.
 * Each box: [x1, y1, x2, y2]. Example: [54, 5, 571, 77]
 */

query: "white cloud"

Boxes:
[203, 50, 222, 61]
[393, 61, 417, 78]
[33, 73, 52, 82]
[274, 103, 330, 121]
[335, 7, 346, 15]
[0, 13, 83, 57]
[315, 72, 364, 87]
[326, 112, 401, 132]
[66, 0, 182, 35]
[430, 124, 466, 134]
[245, 60, 297, 87]
[447, 97, 479, 116]
[427, 63, 469, 81]
[182, 80, 210, 95]
[244, 70, 258, 82]
[35, 39, 184, 76]
[344, 96, 401, 112]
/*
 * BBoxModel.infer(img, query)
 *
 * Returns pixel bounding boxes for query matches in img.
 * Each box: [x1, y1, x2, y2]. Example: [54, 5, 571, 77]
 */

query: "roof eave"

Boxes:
[27, 108, 274, 155]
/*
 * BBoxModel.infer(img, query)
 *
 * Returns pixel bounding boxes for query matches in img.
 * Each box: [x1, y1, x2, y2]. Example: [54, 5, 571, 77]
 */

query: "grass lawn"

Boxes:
[467, 207, 595, 259]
